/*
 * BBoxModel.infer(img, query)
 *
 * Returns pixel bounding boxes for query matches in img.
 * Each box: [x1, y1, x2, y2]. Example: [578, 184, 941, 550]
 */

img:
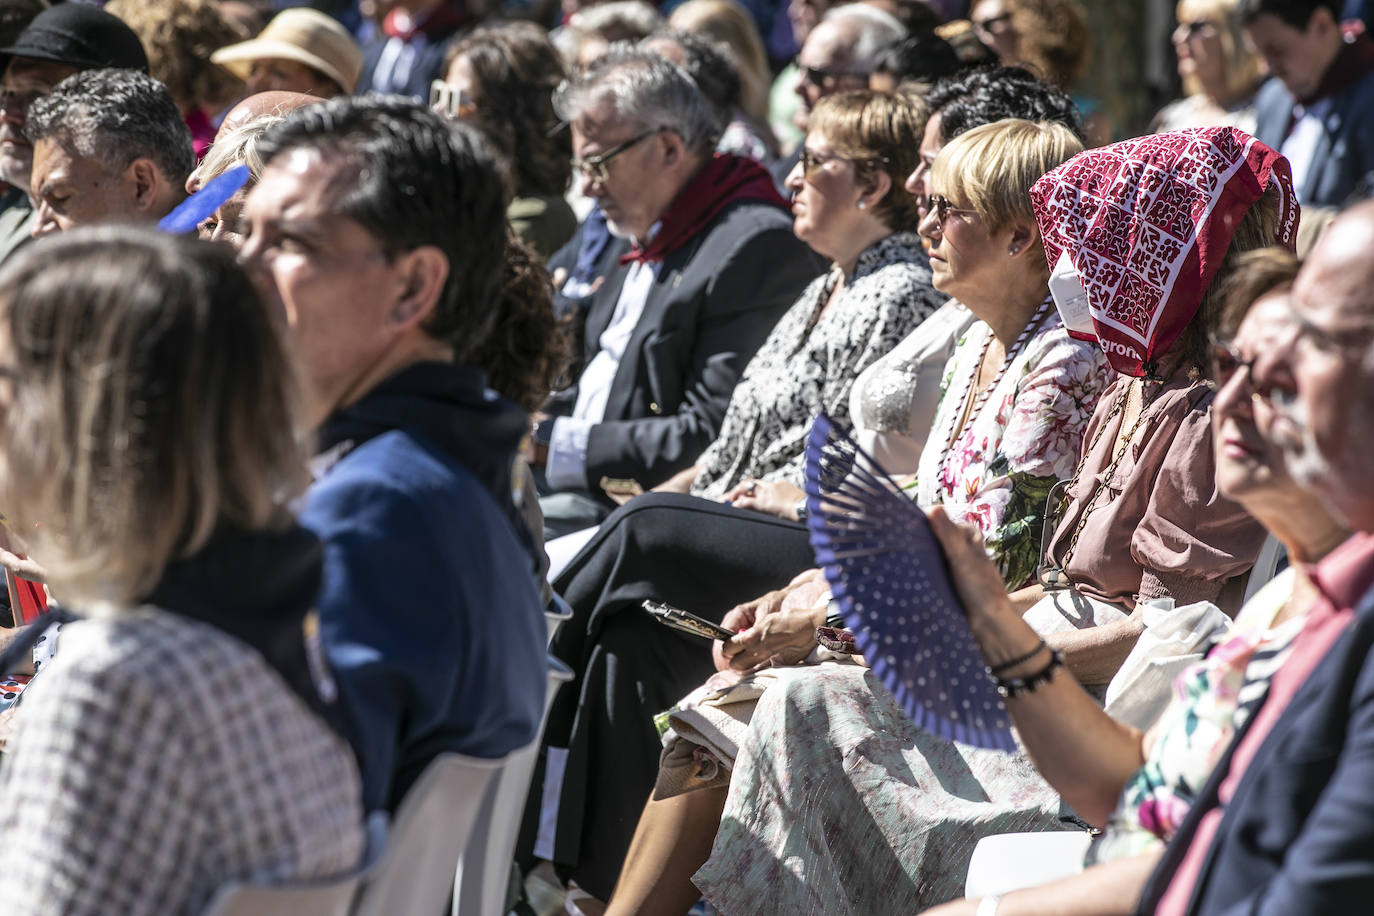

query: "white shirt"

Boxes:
[1281, 98, 1332, 203]
[545, 253, 659, 490]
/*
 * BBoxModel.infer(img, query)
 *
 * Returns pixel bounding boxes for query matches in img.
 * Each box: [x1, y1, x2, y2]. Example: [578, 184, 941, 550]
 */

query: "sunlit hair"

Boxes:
[1006, 0, 1091, 88]
[191, 114, 282, 188]
[0, 227, 304, 610]
[1215, 246, 1300, 340]
[106, 0, 242, 112]
[1175, 0, 1266, 101]
[807, 89, 928, 231]
[930, 117, 1082, 238]
[668, 0, 772, 122]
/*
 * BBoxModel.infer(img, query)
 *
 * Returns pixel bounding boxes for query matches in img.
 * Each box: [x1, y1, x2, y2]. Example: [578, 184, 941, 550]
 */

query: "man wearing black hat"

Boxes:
[0, 3, 147, 261]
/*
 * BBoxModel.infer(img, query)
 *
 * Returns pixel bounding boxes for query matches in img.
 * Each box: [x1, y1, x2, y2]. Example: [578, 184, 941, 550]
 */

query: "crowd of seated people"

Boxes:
[0, 0, 1373, 914]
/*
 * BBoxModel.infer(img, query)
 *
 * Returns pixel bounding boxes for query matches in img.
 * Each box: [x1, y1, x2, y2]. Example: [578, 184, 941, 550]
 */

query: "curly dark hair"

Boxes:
[106, 0, 243, 112]
[443, 22, 571, 199]
[471, 232, 571, 413]
[925, 64, 1082, 142]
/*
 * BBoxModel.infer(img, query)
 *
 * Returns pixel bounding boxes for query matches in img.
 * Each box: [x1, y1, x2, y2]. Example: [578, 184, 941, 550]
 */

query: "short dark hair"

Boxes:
[1237, 0, 1340, 29]
[1216, 246, 1301, 340]
[644, 28, 742, 131]
[256, 96, 508, 361]
[871, 31, 963, 86]
[0, 0, 48, 49]
[925, 64, 1083, 143]
[26, 68, 194, 187]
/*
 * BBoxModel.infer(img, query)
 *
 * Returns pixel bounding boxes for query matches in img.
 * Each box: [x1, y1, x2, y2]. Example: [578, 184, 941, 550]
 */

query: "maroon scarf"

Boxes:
[621, 153, 788, 265]
[1031, 128, 1299, 378]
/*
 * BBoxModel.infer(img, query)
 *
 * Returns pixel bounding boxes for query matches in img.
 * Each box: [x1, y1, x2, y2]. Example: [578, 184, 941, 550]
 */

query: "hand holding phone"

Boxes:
[642, 600, 736, 641]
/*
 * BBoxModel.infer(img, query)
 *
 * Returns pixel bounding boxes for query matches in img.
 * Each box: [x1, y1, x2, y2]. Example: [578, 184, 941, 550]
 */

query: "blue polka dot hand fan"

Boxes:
[804, 413, 1016, 752]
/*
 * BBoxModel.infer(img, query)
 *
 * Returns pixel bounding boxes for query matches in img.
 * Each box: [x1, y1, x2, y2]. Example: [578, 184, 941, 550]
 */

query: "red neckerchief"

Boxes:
[620, 153, 788, 265]
[1299, 28, 1374, 105]
[383, 1, 469, 41]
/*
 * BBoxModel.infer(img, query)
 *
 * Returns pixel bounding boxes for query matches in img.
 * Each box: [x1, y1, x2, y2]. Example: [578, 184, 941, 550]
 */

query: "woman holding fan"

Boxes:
[683, 128, 1292, 915]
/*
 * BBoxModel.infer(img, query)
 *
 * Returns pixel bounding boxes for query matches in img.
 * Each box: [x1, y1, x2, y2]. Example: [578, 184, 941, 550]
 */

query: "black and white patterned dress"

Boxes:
[691, 232, 943, 499]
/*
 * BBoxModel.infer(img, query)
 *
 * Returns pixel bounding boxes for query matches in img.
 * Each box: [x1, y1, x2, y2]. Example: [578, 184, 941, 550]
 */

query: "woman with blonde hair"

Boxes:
[1151, 0, 1267, 132]
[668, 0, 772, 125]
[0, 228, 364, 912]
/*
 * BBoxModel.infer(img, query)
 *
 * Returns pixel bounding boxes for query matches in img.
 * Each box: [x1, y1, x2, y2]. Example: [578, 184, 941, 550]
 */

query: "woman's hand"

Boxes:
[715, 569, 830, 671]
[926, 505, 1016, 628]
[0, 525, 45, 584]
[721, 479, 806, 520]
[651, 465, 700, 494]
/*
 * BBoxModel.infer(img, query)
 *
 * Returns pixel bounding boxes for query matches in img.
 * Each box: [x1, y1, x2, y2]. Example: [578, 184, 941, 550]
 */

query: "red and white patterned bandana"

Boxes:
[1030, 127, 1299, 377]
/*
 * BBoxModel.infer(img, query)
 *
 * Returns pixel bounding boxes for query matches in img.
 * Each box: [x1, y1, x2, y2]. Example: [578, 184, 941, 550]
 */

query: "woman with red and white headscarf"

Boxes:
[687, 127, 1298, 916]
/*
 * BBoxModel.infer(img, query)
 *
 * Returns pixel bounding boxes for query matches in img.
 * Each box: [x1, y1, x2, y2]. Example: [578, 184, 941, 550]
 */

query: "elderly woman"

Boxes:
[1151, 0, 1266, 133]
[925, 249, 1345, 916]
[688, 127, 1290, 915]
[435, 23, 576, 258]
[0, 228, 364, 911]
[527, 89, 946, 904]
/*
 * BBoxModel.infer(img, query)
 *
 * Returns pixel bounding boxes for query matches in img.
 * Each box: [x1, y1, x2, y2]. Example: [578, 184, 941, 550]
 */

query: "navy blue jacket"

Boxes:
[1252, 69, 1374, 207]
[1139, 574, 1374, 913]
[302, 363, 547, 812]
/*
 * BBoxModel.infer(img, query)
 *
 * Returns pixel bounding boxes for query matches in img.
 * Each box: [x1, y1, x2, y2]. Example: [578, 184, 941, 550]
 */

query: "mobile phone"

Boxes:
[642, 600, 737, 641]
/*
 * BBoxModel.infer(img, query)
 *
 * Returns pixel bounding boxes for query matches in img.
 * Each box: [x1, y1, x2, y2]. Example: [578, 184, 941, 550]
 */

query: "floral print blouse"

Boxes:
[914, 310, 1114, 589]
[692, 232, 944, 500]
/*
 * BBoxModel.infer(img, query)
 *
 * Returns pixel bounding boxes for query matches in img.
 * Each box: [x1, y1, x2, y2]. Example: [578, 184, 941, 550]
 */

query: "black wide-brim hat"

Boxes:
[0, 4, 148, 74]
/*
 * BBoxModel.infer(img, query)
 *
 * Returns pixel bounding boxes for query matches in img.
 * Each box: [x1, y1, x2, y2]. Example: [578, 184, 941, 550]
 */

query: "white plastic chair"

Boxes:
[453, 656, 574, 916]
[545, 594, 574, 646]
[352, 753, 505, 916]
[964, 830, 1094, 898]
[200, 812, 387, 916]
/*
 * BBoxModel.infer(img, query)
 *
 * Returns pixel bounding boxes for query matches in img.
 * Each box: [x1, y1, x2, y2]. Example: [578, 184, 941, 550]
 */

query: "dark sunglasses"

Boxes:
[796, 60, 868, 88]
[916, 193, 977, 226]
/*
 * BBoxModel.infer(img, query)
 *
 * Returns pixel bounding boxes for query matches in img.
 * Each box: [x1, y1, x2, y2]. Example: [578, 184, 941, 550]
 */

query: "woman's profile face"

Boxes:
[916, 175, 1001, 307]
[971, 0, 1021, 66]
[1212, 289, 1306, 511]
[784, 129, 873, 259]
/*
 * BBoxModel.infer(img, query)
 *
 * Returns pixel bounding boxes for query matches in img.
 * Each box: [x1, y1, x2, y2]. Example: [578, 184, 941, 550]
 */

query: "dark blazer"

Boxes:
[1252, 72, 1374, 208]
[357, 28, 463, 101]
[1138, 581, 1374, 915]
[546, 199, 825, 489]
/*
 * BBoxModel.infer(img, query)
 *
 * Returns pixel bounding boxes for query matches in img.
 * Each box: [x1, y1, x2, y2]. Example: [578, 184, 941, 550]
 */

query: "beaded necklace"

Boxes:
[934, 296, 1055, 490]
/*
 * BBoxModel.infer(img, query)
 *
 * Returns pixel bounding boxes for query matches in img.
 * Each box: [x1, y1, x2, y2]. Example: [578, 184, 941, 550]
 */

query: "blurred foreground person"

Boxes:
[0, 227, 365, 913]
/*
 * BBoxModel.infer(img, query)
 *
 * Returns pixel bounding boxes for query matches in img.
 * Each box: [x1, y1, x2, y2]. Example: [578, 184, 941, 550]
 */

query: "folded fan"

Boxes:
[803, 414, 1016, 751]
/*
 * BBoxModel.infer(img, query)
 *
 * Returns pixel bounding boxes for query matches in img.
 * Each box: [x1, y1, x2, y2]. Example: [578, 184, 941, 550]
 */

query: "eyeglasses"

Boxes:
[0, 86, 44, 114]
[916, 193, 977, 226]
[973, 12, 1014, 35]
[1173, 19, 1216, 41]
[428, 80, 475, 120]
[796, 60, 868, 89]
[571, 128, 661, 186]
[1209, 339, 1300, 409]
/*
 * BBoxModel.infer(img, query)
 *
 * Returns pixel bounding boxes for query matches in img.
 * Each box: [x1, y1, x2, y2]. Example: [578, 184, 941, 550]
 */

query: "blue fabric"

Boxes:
[303, 423, 546, 813]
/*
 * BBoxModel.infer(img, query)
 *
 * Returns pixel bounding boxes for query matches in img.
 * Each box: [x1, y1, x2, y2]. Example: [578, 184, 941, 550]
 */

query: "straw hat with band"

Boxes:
[212, 9, 362, 94]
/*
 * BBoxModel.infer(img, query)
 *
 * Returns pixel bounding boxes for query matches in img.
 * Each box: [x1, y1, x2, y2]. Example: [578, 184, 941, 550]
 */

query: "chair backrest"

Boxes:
[452, 656, 574, 916]
[353, 754, 504, 916]
[1242, 533, 1287, 606]
[200, 813, 387, 916]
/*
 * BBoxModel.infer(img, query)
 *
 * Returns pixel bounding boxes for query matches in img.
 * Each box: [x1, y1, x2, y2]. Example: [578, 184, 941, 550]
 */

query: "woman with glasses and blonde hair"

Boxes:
[0, 228, 364, 912]
[1151, 0, 1267, 133]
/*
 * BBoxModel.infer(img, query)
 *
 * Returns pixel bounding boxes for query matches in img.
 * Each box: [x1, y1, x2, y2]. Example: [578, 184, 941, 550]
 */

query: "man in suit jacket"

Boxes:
[534, 48, 825, 537]
[356, 0, 468, 101]
[1140, 200, 1374, 914]
[1245, 0, 1374, 207]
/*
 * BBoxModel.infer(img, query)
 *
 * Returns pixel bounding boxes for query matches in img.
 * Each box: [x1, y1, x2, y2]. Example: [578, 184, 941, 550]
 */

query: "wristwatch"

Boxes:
[531, 417, 557, 448]
[794, 497, 808, 522]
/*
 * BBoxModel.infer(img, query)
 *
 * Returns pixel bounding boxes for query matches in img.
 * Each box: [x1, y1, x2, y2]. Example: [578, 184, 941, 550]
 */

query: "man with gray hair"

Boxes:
[26, 68, 191, 237]
[534, 48, 823, 536]
[770, 3, 905, 190]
